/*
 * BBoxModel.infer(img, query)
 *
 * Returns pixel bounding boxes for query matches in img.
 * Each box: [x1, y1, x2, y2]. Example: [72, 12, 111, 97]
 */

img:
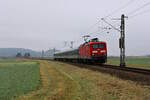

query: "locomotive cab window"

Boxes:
[99, 44, 105, 49]
[92, 44, 105, 49]
[92, 44, 99, 49]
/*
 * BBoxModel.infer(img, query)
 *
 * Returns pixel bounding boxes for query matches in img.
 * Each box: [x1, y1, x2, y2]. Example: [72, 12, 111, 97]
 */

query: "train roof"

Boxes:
[80, 41, 106, 46]
[81, 38, 106, 45]
[54, 48, 78, 54]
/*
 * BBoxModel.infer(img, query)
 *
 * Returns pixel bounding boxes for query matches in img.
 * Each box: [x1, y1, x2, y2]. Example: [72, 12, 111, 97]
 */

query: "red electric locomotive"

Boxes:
[79, 38, 107, 63]
[54, 38, 107, 63]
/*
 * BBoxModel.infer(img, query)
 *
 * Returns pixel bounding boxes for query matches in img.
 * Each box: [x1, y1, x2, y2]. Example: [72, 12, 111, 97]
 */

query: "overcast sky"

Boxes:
[0, 0, 150, 56]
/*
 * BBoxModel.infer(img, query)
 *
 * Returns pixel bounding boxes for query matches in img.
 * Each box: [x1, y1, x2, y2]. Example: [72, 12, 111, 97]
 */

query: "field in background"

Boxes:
[0, 59, 40, 99]
[107, 57, 150, 69]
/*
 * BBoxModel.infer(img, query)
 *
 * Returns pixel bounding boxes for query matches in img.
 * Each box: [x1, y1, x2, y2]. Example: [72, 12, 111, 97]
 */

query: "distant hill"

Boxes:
[0, 48, 41, 57]
[0, 48, 59, 58]
[146, 55, 150, 57]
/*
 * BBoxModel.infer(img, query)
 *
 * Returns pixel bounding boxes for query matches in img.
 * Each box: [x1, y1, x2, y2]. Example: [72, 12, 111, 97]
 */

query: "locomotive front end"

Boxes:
[90, 42, 107, 63]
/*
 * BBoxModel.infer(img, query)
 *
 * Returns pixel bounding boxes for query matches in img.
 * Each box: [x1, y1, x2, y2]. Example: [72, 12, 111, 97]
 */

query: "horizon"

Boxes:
[0, 47, 150, 56]
[0, 0, 150, 56]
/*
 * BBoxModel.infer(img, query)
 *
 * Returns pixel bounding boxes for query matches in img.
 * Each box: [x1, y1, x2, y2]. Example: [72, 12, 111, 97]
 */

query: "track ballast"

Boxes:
[65, 62, 150, 85]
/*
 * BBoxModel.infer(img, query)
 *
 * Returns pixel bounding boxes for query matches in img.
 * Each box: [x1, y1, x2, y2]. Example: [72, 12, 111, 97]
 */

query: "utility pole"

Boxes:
[70, 41, 74, 49]
[42, 50, 44, 58]
[53, 48, 56, 53]
[101, 14, 127, 67]
[64, 41, 68, 47]
[119, 14, 126, 67]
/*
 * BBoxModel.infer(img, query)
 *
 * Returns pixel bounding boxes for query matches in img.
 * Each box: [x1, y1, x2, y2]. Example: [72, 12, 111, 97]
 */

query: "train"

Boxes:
[54, 38, 107, 63]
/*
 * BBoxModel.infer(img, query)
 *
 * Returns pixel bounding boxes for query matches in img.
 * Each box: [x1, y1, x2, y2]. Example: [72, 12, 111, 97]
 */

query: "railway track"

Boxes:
[31, 58, 150, 85]
[62, 61, 150, 75]
[34, 58, 150, 75]
[64, 62, 150, 85]
[98, 64, 150, 75]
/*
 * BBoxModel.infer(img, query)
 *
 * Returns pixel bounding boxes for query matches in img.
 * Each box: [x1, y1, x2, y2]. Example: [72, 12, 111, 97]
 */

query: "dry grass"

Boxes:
[51, 61, 150, 100]
[19, 60, 150, 100]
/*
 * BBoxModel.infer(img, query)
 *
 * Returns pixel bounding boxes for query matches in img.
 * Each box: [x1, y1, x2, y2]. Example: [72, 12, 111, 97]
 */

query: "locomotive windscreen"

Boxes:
[92, 44, 105, 49]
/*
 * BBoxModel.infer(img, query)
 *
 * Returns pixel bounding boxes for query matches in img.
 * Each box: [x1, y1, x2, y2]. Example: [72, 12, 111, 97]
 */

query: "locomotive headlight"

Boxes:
[92, 51, 98, 53]
[100, 50, 106, 53]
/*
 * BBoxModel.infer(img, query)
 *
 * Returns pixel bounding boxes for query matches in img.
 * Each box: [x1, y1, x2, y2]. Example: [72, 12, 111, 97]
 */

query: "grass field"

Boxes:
[1, 59, 150, 100]
[107, 57, 150, 69]
[19, 60, 150, 100]
[0, 59, 40, 99]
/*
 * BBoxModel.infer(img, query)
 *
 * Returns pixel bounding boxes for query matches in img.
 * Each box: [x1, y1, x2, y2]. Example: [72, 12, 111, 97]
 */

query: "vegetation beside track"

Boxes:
[1, 59, 150, 100]
[20, 60, 150, 100]
[19, 60, 80, 100]
[107, 56, 150, 69]
[49, 61, 150, 100]
[0, 59, 40, 99]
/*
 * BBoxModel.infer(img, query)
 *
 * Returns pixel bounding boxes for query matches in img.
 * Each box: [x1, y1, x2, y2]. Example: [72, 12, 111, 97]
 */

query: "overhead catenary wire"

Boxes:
[84, 19, 110, 36]
[129, 9, 150, 19]
[81, 0, 149, 42]
[58, 1, 150, 52]
[87, 18, 119, 39]
[101, 18, 121, 32]
[85, 20, 101, 33]
[84, 0, 135, 36]
[88, 21, 111, 36]
[100, 0, 137, 35]
[104, 0, 136, 18]
[90, 28, 108, 40]
[128, 1, 150, 16]
[83, 0, 150, 33]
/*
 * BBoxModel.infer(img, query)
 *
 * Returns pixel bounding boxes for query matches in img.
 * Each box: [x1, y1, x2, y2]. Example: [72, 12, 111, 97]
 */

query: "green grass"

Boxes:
[0, 59, 40, 99]
[107, 57, 150, 69]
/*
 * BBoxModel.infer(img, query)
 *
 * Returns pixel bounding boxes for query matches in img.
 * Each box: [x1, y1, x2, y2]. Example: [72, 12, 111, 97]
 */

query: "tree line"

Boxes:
[16, 52, 30, 58]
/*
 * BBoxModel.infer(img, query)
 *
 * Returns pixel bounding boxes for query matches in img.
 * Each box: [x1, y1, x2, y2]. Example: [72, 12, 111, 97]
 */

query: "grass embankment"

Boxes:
[49, 61, 150, 100]
[107, 57, 150, 69]
[0, 60, 40, 99]
[21, 60, 150, 100]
